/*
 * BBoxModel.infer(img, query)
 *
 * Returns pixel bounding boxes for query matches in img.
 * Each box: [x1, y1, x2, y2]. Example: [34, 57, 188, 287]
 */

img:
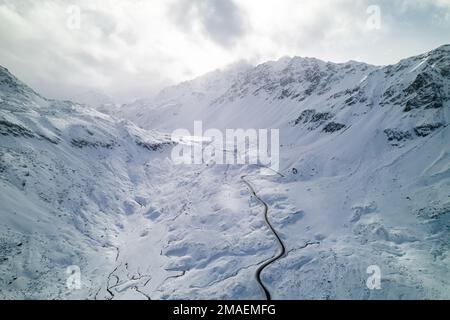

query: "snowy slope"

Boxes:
[118, 61, 253, 132]
[118, 45, 450, 299]
[0, 66, 176, 299]
[1, 45, 449, 300]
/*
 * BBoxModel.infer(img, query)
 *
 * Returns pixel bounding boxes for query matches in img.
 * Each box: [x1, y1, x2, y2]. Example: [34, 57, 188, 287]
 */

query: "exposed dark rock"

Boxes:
[414, 123, 444, 137]
[323, 122, 346, 133]
[440, 64, 450, 77]
[135, 140, 175, 151]
[404, 73, 429, 95]
[384, 129, 412, 142]
[278, 89, 292, 99]
[311, 112, 333, 123]
[0, 120, 60, 144]
[293, 109, 334, 127]
[293, 109, 315, 125]
[37, 134, 60, 145]
[279, 77, 296, 87]
[417, 203, 450, 219]
[71, 139, 116, 149]
[403, 72, 446, 112]
[0, 120, 34, 138]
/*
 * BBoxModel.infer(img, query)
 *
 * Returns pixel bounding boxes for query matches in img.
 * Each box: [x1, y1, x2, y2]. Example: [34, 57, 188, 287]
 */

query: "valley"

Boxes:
[1, 45, 449, 299]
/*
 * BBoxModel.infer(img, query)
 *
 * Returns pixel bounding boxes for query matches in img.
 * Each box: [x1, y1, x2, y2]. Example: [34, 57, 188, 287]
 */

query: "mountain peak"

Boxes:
[423, 44, 450, 60]
[434, 43, 450, 52]
[0, 65, 15, 81]
[0, 65, 38, 99]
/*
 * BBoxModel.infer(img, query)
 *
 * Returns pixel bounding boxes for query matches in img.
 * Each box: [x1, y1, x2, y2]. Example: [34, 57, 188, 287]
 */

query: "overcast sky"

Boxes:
[1, 0, 450, 102]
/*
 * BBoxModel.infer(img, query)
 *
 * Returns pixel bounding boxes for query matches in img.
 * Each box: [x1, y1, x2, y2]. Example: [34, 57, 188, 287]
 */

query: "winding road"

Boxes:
[241, 174, 286, 301]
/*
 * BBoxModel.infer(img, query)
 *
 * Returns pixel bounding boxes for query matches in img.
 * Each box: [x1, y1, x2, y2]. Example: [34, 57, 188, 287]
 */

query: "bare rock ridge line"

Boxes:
[241, 173, 286, 301]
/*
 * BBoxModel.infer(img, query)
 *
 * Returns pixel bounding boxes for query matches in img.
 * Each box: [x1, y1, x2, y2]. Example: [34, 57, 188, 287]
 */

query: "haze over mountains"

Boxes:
[0, 45, 449, 299]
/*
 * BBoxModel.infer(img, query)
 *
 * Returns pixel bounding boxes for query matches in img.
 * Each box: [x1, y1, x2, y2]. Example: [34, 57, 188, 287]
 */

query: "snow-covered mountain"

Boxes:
[122, 45, 449, 134]
[118, 45, 450, 299]
[1, 45, 449, 300]
[0, 66, 175, 299]
[118, 61, 253, 131]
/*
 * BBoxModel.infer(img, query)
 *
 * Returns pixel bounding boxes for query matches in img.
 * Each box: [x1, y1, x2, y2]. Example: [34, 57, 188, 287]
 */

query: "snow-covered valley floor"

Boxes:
[4, 140, 448, 300]
[72, 154, 450, 300]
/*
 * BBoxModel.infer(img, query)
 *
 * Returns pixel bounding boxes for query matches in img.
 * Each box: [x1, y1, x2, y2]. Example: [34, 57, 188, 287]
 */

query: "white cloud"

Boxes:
[0, 0, 449, 102]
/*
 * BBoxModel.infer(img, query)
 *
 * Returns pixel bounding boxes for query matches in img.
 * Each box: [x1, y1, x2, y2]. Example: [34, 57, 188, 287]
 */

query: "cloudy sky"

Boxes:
[1, 0, 449, 102]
